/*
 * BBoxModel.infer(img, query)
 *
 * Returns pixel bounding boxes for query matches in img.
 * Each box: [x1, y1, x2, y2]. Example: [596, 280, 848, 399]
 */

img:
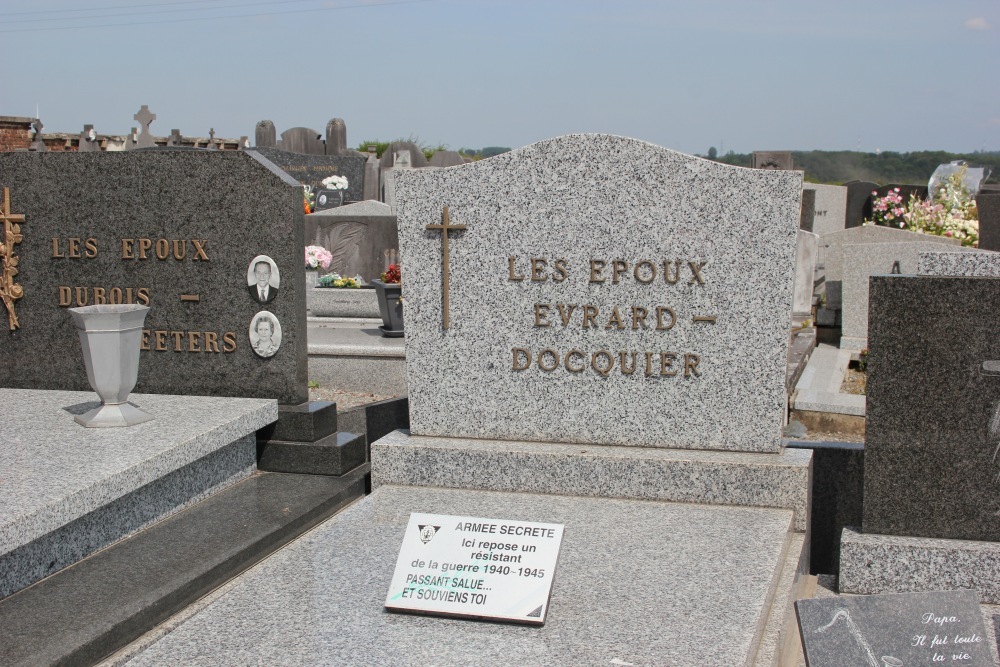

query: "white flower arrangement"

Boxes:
[321, 175, 349, 190]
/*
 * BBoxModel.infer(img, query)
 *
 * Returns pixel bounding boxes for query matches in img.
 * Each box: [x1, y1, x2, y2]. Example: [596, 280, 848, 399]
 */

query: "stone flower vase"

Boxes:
[68, 304, 153, 427]
[371, 279, 403, 337]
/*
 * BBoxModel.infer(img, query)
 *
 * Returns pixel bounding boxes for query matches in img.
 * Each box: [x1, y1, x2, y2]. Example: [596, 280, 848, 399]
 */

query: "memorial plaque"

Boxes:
[384, 512, 564, 625]
[796, 590, 994, 666]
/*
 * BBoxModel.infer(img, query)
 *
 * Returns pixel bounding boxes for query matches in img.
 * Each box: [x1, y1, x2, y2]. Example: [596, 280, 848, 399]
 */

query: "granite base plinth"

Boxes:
[839, 527, 1000, 604]
[114, 485, 806, 667]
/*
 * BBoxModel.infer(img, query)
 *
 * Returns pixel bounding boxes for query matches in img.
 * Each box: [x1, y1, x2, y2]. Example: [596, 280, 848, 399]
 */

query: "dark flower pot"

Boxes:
[371, 279, 403, 337]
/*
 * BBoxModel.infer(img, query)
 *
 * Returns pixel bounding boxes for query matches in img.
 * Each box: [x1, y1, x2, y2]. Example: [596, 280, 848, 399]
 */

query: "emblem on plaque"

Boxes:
[0, 188, 26, 331]
[418, 525, 440, 544]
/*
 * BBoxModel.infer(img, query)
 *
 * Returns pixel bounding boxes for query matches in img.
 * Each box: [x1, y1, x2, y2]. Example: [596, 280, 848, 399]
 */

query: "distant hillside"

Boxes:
[710, 151, 1000, 186]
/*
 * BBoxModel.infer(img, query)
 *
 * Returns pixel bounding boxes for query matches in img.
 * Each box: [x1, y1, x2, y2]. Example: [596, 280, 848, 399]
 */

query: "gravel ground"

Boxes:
[840, 367, 866, 395]
[308, 387, 398, 411]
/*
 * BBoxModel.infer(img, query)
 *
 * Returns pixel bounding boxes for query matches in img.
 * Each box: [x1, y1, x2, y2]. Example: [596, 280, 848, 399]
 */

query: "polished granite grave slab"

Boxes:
[116, 485, 801, 667]
[0, 389, 276, 597]
[372, 430, 812, 531]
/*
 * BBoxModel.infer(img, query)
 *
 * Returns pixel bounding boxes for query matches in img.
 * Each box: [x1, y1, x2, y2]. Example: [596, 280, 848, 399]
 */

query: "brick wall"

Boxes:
[0, 117, 33, 151]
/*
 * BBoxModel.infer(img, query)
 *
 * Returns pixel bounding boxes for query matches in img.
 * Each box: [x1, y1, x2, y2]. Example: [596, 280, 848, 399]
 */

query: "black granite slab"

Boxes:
[797, 589, 993, 666]
[0, 468, 368, 667]
[977, 194, 1000, 252]
[844, 180, 878, 228]
[864, 275, 1000, 541]
[800, 188, 816, 232]
[0, 150, 308, 404]
[257, 400, 338, 443]
[257, 430, 365, 476]
[252, 147, 365, 202]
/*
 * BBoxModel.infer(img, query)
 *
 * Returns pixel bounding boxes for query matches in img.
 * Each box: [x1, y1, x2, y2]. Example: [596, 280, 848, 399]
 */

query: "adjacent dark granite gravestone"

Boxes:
[252, 147, 365, 203]
[799, 188, 816, 232]
[280, 127, 324, 155]
[750, 151, 793, 170]
[304, 201, 397, 282]
[864, 275, 1000, 541]
[0, 150, 308, 404]
[255, 120, 277, 148]
[976, 194, 1000, 251]
[844, 180, 878, 228]
[796, 590, 993, 666]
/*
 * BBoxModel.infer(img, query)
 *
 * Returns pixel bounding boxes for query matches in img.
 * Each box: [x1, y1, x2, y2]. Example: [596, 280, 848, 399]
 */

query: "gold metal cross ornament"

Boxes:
[425, 205, 466, 329]
[0, 188, 25, 331]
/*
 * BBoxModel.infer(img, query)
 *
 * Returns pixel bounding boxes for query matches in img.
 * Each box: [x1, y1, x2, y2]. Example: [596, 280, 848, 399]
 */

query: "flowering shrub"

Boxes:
[864, 166, 979, 247]
[304, 245, 333, 270]
[321, 175, 349, 190]
[381, 263, 401, 284]
[318, 273, 362, 288]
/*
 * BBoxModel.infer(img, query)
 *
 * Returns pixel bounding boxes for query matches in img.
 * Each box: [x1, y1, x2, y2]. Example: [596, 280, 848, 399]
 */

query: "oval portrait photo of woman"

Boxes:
[249, 311, 282, 358]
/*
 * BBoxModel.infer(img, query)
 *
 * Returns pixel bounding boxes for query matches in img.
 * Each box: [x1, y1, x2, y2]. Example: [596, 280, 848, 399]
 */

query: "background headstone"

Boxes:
[429, 151, 465, 168]
[394, 134, 802, 453]
[280, 127, 324, 155]
[78, 124, 99, 153]
[325, 118, 347, 156]
[792, 230, 819, 321]
[378, 141, 429, 169]
[750, 151, 793, 170]
[799, 188, 816, 232]
[864, 274, 1000, 541]
[166, 129, 182, 147]
[255, 120, 277, 148]
[840, 240, 973, 350]
[305, 200, 397, 282]
[0, 150, 308, 404]
[28, 119, 46, 152]
[976, 193, 1000, 251]
[252, 147, 365, 203]
[363, 148, 380, 201]
[843, 180, 878, 228]
[805, 183, 848, 236]
[133, 105, 157, 149]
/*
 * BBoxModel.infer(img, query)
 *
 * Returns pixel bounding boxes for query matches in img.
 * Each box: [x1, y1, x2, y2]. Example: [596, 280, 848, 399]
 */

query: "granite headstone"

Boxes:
[280, 127, 324, 155]
[793, 230, 819, 320]
[919, 250, 1000, 278]
[255, 120, 277, 148]
[0, 150, 308, 404]
[864, 273, 1000, 540]
[840, 240, 973, 350]
[805, 183, 848, 237]
[800, 188, 816, 232]
[976, 194, 1000, 251]
[252, 147, 365, 203]
[844, 180, 878, 229]
[751, 151, 793, 170]
[325, 118, 347, 156]
[304, 200, 397, 282]
[428, 151, 465, 168]
[394, 134, 802, 453]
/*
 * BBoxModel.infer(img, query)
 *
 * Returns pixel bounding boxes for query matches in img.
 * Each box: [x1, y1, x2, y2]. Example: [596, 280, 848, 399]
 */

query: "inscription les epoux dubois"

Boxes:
[507, 256, 712, 379]
[51, 236, 237, 354]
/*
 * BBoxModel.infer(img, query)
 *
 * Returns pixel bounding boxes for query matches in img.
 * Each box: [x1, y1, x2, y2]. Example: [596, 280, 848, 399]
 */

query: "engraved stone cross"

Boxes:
[425, 205, 466, 329]
[133, 105, 156, 148]
[0, 188, 26, 330]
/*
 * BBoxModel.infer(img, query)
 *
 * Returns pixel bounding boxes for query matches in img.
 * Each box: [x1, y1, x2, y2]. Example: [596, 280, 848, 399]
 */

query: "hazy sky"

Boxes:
[2, 0, 998, 155]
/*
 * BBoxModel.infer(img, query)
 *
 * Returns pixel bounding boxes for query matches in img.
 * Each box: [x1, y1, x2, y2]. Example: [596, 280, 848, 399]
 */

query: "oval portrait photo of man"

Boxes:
[247, 255, 280, 305]
[249, 311, 282, 358]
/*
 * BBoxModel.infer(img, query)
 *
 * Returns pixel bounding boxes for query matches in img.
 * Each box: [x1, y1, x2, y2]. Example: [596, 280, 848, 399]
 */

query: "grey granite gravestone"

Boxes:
[378, 141, 429, 169]
[844, 180, 878, 228]
[0, 150, 308, 404]
[166, 128, 182, 147]
[751, 150, 793, 170]
[840, 240, 974, 350]
[800, 188, 816, 232]
[793, 230, 819, 321]
[28, 119, 46, 152]
[820, 225, 961, 310]
[796, 590, 993, 667]
[255, 120, 277, 148]
[281, 127, 324, 155]
[133, 105, 156, 149]
[428, 150, 465, 168]
[805, 183, 848, 237]
[304, 200, 397, 283]
[394, 134, 802, 452]
[977, 194, 1000, 251]
[252, 147, 365, 203]
[862, 274, 1000, 541]
[919, 250, 1000, 277]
